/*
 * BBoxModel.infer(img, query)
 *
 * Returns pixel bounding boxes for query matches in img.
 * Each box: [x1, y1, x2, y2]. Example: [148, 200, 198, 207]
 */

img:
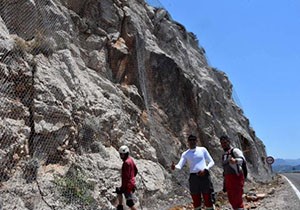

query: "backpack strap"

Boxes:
[229, 148, 235, 157]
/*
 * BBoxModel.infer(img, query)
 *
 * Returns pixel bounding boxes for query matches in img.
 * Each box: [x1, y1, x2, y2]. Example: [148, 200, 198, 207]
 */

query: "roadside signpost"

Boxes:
[266, 156, 275, 165]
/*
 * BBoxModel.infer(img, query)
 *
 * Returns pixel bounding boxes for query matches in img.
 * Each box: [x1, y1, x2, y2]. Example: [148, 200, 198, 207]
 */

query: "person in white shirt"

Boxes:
[172, 134, 215, 210]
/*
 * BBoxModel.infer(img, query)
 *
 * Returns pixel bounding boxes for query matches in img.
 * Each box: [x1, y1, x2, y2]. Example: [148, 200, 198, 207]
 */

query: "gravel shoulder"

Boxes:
[168, 174, 300, 210]
[219, 174, 300, 210]
[253, 174, 300, 210]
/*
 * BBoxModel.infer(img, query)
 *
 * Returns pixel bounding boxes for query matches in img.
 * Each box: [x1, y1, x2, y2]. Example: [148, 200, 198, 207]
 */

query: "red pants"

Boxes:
[224, 173, 244, 209]
[191, 193, 213, 209]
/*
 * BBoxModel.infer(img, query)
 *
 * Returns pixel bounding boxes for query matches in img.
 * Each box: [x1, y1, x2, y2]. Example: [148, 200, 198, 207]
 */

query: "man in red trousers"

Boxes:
[220, 135, 245, 210]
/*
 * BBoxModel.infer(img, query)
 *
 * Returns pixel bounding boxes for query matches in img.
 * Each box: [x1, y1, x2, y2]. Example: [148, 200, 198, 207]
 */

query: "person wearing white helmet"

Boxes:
[119, 145, 130, 154]
[116, 145, 138, 210]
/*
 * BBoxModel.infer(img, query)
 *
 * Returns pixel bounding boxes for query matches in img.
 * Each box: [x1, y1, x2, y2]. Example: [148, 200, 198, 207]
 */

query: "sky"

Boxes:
[152, 0, 300, 159]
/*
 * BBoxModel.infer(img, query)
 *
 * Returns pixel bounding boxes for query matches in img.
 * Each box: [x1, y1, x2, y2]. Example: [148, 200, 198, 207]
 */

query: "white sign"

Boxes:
[266, 156, 275, 164]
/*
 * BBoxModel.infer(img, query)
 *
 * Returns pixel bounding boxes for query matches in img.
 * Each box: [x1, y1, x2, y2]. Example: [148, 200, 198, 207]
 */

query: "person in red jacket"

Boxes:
[116, 145, 138, 210]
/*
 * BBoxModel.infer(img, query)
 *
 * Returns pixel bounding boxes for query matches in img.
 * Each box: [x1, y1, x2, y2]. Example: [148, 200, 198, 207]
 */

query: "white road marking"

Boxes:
[283, 175, 300, 201]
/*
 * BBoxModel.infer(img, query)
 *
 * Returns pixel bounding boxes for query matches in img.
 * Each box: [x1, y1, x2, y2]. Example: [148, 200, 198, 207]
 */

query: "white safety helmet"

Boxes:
[119, 145, 129, 154]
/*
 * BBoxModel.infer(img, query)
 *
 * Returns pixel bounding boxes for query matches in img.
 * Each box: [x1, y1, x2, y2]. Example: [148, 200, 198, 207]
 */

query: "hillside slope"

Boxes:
[0, 0, 272, 209]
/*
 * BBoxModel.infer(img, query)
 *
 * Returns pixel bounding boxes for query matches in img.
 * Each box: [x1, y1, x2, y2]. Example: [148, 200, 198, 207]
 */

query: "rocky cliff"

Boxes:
[0, 0, 272, 209]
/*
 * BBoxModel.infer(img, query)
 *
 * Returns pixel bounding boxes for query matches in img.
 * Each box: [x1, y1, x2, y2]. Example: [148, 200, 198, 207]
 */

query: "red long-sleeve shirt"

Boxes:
[121, 156, 138, 193]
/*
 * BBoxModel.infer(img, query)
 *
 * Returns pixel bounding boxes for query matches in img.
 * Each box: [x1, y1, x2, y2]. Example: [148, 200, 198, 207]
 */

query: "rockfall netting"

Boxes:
[0, 1, 172, 209]
[0, 0, 93, 208]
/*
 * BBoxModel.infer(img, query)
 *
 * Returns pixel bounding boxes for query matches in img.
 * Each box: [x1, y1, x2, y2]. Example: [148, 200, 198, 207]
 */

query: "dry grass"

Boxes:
[12, 31, 54, 56]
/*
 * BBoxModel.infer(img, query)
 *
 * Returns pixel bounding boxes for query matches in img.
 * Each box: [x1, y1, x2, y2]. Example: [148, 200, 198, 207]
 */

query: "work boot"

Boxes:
[117, 204, 124, 210]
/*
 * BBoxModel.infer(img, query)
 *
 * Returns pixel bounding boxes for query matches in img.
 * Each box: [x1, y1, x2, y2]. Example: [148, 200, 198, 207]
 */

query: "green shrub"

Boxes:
[53, 168, 95, 206]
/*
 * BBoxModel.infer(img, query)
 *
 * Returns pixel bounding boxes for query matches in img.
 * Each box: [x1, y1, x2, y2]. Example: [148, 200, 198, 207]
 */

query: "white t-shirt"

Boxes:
[175, 146, 215, 173]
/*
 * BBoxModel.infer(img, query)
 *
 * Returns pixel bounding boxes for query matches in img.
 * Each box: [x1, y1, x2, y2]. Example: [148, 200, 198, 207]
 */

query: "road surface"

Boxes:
[283, 172, 300, 200]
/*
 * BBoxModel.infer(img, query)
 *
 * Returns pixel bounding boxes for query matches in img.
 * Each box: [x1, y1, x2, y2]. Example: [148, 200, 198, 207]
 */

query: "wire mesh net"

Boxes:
[0, 0, 149, 209]
[1, 0, 276, 209]
[0, 0, 92, 208]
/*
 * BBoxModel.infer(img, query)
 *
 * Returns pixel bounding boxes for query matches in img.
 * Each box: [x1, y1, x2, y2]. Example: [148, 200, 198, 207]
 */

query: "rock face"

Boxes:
[0, 0, 272, 209]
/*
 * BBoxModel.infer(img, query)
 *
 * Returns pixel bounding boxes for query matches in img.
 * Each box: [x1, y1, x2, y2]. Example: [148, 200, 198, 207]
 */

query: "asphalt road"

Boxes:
[283, 173, 300, 193]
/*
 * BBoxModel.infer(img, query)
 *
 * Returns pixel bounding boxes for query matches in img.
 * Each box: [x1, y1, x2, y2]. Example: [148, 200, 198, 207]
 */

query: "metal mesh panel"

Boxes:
[1, 0, 157, 207]
[0, 0, 92, 208]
